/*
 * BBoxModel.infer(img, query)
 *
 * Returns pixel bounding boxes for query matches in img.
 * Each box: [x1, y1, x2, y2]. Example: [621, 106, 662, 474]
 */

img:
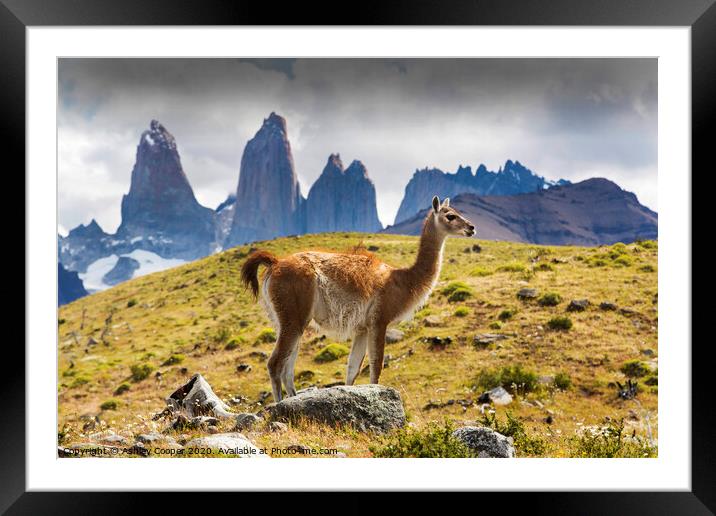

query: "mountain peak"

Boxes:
[263, 112, 288, 133]
[345, 160, 369, 179]
[142, 120, 176, 150]
[324, 153, 344, 175]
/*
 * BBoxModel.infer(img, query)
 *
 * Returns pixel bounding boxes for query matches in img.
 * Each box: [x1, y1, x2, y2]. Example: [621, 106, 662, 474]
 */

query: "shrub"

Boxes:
[608, 243, 628, 258]
[441, 281, 470, 296]
[256, 328, 277, 344]
[479, 411, 548, 456]
[588, 257, 608, 267]
[370, 420, 476, 458]
[469, 267, 493, 277]
[100, 399, 119, 411]
[538, 292, 562, 307]
[58, 318, 66, 325]
[620, 360, 650, 378]
[554, 372, 572, 390]
[489, 321, 502, 330]
[213, 325, 231, 344]
[637, 240, 658, 250]
[453, 306, 470, 317]
[639, 264, 656, 273]
[130, 363, 154, 382]
[225, 337, 244, 350]
[162, 354, 185, 366]
[497, 262, 527, 273]
[547, 316, 573, 331]
[114, 382, 131, 395]
[473, 364, 538, 394]
[70, 375, 91, 388]
[448, 288, 473, 303]
[314, 343, 350, 363]
[613, 255, 633, 267]
[498, 308, 517, 321]
[127, 299, 138, 308]
[569, 418, 656, 458]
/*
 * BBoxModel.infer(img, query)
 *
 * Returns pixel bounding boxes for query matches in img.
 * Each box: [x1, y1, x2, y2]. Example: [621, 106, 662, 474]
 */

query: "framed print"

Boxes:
[5, 0, 712, 512]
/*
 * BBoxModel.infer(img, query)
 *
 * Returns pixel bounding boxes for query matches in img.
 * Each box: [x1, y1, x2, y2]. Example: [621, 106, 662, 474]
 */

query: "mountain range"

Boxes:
[58, 112, 657, 300]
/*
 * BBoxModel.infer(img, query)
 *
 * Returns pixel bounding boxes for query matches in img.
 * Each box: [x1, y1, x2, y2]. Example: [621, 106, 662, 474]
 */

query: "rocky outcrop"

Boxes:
[116, 120, 216, 260]
[102, 256, 140, 286]
[58, 262, 88, 305]
[453, 426, 516, 458]
[385, 178, 657, 246]
[305, 154, 382, 233]
[225, 113, 304, 247]
[58, 220, 115, 273]
[394, 160, 569, 224]
[266, 384, 406, 433]
[214, 194, 236, 245]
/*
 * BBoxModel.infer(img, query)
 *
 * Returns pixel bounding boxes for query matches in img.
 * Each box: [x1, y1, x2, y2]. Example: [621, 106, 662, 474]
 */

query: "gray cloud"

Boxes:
[58, 58, 657, 233]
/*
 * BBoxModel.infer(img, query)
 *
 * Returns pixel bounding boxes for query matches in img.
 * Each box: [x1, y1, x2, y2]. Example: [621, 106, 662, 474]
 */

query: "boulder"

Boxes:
[599, 301, 618, 311]
[184, 433, 267, 458]
[473, 333, 509, 348]
[453, 426, 516, 458]
[266, 384, 406, 433]
[567, 299, 590, 312]
[166, 373, 235, 418]
[234, 413, 263, 432]
[423, 315, 443, 327]
[517, 288, 538, 300]
[478, 386, 513, 406]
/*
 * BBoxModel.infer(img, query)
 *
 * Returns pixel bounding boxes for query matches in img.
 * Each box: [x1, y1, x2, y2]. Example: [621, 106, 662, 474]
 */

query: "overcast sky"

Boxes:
[58, 58, 657, 234]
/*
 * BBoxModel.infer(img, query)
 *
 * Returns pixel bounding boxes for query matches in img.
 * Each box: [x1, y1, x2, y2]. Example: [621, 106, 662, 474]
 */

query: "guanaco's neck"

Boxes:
[406, 212, 447, 289]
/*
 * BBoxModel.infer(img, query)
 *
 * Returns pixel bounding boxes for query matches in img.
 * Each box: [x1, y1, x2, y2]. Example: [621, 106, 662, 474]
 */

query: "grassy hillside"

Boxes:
[57, 233, 658, 457]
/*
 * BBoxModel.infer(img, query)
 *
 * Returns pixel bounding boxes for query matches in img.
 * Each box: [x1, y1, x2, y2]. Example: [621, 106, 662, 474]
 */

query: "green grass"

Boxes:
[538, 292, 562, 307]
[56, 232, 658, 458]
[100, 399, 119, 411]
[497, 262, 527, 273]
[473, 364, 539, 394]
[314, 343, 350, 363]
[547, 316, 573, 331]
[370, 420, 475, 458]
[255, 328, 277, 344]
[453, 306, 470, 317]
[130, 363, 154, 382]
[569, 419, 656, 458]
[620, 360, 650, 378]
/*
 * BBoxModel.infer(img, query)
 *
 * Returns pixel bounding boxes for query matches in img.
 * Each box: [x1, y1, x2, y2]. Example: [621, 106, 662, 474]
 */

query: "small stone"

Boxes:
[250, 351, 269, 361]
[452, 426, 515, 458]
[236, 363, 252, 373]
[478, 386, 513, 406]
[472, 244, 482, 253]
[425, 336, 452, 350]
[136, 432, 163, 444]
[517, 288, 538, 300]
[423, 315, 443, 327]
[385, 328, 405, 343]
[269, 421, 288, 433]
[537, 375, 554, 385]
[473, 333, 509, 348]
[567, 299, 590, 312]
[599, 302, 618, 311]
[296, 370, 315, 381]
[640, 349, 655, 357]
[234, 413, 263, 431]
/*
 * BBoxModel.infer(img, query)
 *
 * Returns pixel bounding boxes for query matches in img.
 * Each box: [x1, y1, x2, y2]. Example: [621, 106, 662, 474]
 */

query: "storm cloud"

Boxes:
[58, 58, 657, 233]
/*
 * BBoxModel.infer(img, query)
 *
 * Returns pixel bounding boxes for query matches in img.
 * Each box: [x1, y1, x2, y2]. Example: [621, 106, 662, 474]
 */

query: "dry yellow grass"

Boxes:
[57, 233, 658, 457]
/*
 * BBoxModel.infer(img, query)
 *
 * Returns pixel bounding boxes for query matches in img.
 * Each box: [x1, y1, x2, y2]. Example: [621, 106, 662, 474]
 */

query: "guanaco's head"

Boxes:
[431, 196, 475, 237]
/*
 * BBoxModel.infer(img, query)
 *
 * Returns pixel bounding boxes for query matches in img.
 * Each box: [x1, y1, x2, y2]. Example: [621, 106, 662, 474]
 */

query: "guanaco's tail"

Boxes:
[240, 250, 278, 299]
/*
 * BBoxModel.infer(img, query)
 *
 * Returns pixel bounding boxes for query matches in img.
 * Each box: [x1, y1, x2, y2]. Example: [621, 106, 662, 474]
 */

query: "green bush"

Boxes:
[637, 240, 658, 250]
[588, 257, 608, 267]
[58, 318, 66, 325]
[448, 288, 473, 303]
[100, 399, 119, 411]
[473, 364, 539, 394]
[620, 360, 650, 378]
[613, 255, 633, 267]
[498, 308, 517, 321]
[547, 316, 573, 331]
[538, 292, 562, 307]
[162, 354, 185, 366]
[70, 375, 91, 388]
[225, 337, 244, 350]
[256, 328, 277, 344]
[453, 306, 470, 317]
[639, 264, 656, 273]
[114, 382, 131, 395]
[213, 325, 231, 344]
[489, 321, 502, 330]
[441, 281, 470, 296]
[314, 343, 350, 363]
[130, 363, 154, 382]
[497, 262, 527, 273]
[608, 243, 628, 258]
[554, 372, 572, 390]
[370, 421, 476, 458]
[569, 419, 656, 458]
[127, 299, 138, 308]
[479, 411, 548, 456]
[469, 267, 493, 277]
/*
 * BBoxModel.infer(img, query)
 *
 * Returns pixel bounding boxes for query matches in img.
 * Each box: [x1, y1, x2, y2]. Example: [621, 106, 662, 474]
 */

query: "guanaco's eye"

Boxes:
[446, 214, 456, 221]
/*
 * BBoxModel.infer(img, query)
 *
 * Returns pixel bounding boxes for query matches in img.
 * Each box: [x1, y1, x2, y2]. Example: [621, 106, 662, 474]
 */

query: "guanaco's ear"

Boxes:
[442, 198, 450, 208]
[432, 196, 440, 213]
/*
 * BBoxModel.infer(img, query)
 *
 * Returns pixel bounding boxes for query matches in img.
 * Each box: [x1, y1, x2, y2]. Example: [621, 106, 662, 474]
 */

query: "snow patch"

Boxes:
[79, 249, 186, 292]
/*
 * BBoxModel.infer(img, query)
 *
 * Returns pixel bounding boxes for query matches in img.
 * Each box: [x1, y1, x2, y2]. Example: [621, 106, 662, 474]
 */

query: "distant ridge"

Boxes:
[384, 178, 657, 246]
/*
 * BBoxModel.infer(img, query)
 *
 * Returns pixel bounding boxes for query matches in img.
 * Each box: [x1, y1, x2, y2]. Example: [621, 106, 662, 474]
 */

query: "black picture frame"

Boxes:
[5, 0, 712, 513]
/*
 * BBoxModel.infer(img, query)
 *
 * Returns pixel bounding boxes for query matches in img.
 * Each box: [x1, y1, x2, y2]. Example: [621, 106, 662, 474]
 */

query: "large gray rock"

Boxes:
[453, 426, 516, 458]
[184, 433, 267, 458]
[166, 373, 235, 418]
[266, 384, 406, 433]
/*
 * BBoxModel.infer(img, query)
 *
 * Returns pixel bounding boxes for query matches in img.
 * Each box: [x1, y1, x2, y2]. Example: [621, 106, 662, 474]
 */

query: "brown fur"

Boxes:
[242, 196, 474, 401]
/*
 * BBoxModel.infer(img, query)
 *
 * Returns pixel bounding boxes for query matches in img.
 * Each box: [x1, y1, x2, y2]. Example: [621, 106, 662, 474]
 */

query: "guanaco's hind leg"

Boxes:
[345, 330, 367, 386]
[367, 324, 387, 384]
[281, 341, 301, 397]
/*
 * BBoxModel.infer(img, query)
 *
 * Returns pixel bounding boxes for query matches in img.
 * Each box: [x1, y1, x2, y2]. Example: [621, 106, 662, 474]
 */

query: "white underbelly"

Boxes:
[311, 274, 371, 341]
